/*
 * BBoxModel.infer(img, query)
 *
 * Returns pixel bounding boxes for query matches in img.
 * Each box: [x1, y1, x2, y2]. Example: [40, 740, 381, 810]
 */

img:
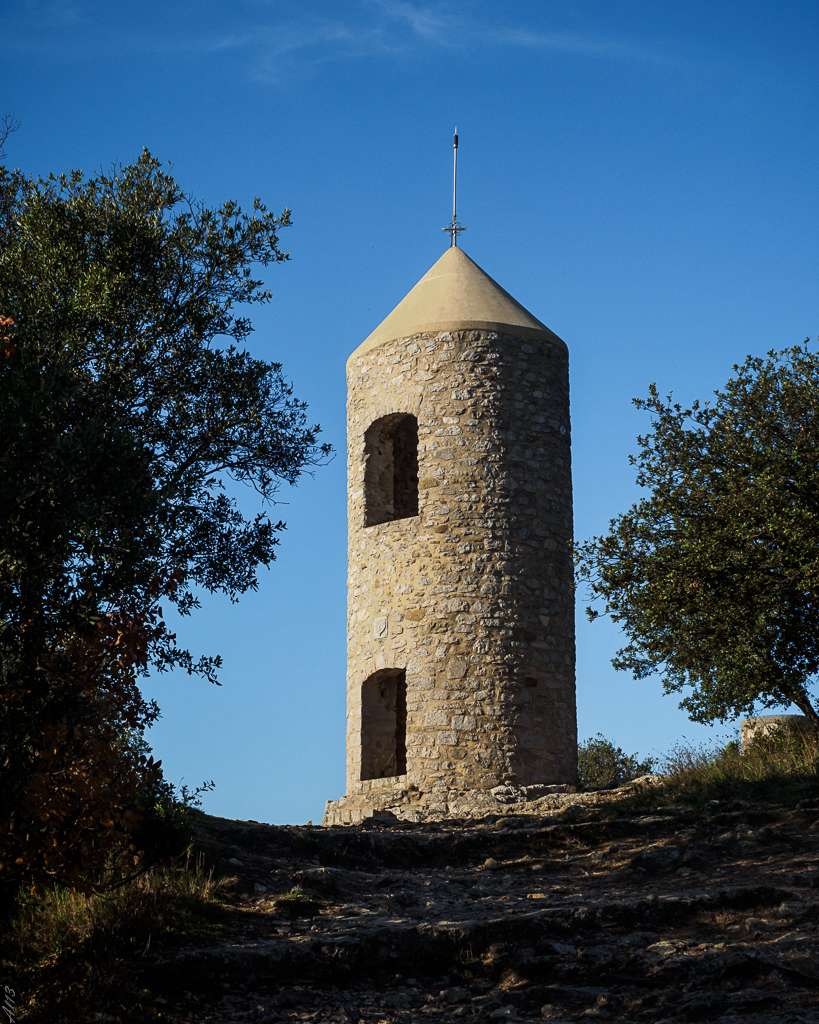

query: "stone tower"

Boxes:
[324, 246, 576, 824]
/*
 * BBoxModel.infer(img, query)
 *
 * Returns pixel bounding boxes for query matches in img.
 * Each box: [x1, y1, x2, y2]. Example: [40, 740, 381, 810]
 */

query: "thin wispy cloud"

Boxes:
[196, 21, 385, 59]
[374, 0, 454, 45]
[195, 19, 401, 83]
[371, 1, 677, 66]
[495, 26, 677, 66]
[3, 0, 682, 79]
[240, 1, 681, 83]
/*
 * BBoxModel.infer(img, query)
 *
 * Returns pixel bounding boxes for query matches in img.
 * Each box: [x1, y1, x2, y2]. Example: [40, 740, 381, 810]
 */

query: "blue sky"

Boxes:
[3, 0, 818, 823]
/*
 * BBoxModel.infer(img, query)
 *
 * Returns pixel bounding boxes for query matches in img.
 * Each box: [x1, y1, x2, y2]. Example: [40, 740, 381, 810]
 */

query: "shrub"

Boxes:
[577, 734, 656, 791]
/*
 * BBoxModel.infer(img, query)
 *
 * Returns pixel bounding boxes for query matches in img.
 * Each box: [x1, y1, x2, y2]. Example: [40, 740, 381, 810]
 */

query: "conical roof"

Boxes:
[351, 246, 563, 360]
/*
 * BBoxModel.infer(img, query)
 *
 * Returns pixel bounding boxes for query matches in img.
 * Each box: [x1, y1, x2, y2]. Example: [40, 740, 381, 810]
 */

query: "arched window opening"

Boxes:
[360, 668, 407, 780]
[364, 414, 418, 526]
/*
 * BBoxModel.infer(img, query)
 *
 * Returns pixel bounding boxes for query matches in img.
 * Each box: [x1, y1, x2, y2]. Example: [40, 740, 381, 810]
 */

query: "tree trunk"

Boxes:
[789, 686, 819, 734]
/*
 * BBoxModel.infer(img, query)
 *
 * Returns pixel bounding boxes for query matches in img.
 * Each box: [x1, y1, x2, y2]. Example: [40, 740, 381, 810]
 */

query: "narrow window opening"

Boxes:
[360, 668, 407, 780]
[364, 414, 418, 526]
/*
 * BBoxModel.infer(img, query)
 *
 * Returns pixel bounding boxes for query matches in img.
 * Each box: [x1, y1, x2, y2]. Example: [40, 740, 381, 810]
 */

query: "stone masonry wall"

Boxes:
[326, 327, 576, 824]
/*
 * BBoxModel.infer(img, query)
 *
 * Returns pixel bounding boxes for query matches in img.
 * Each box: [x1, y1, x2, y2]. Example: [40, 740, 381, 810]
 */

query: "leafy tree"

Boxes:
[0, 151, 330, 899]
[577, 734, 655, 791]
[575, 344, 819, 731]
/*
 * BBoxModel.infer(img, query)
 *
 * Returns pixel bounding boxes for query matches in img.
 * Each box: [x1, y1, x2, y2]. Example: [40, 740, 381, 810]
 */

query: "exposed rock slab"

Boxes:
[146, 786, 819, 1022]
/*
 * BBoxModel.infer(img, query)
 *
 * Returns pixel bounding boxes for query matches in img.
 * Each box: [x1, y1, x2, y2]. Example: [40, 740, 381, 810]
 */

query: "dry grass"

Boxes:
[9, 849, 225, 966]
[2, 849, 231, 1022]
[657, 728, 819, 802]
[272, 886, 324, 919]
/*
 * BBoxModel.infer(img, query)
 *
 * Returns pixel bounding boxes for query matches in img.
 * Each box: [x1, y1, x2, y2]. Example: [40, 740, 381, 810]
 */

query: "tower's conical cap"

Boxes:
[351, 246, 563, 360]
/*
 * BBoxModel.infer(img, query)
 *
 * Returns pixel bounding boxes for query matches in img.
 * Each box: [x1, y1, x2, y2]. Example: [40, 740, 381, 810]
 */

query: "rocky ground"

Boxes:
[138, 785, 819, 1024]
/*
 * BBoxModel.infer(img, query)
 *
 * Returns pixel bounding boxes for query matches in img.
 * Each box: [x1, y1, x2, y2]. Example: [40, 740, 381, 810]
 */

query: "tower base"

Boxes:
[322, 778, 577, 826]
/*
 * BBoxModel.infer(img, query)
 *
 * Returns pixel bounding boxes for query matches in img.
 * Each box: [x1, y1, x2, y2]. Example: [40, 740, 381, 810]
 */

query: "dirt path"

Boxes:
[149, 794, 819, 1022]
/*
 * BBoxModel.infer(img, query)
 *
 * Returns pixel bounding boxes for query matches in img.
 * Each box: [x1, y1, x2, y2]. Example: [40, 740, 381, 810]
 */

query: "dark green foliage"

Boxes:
[577, 734, 655, 790]
[575, 344, 819, 729]
[0, 151, 329, 898]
